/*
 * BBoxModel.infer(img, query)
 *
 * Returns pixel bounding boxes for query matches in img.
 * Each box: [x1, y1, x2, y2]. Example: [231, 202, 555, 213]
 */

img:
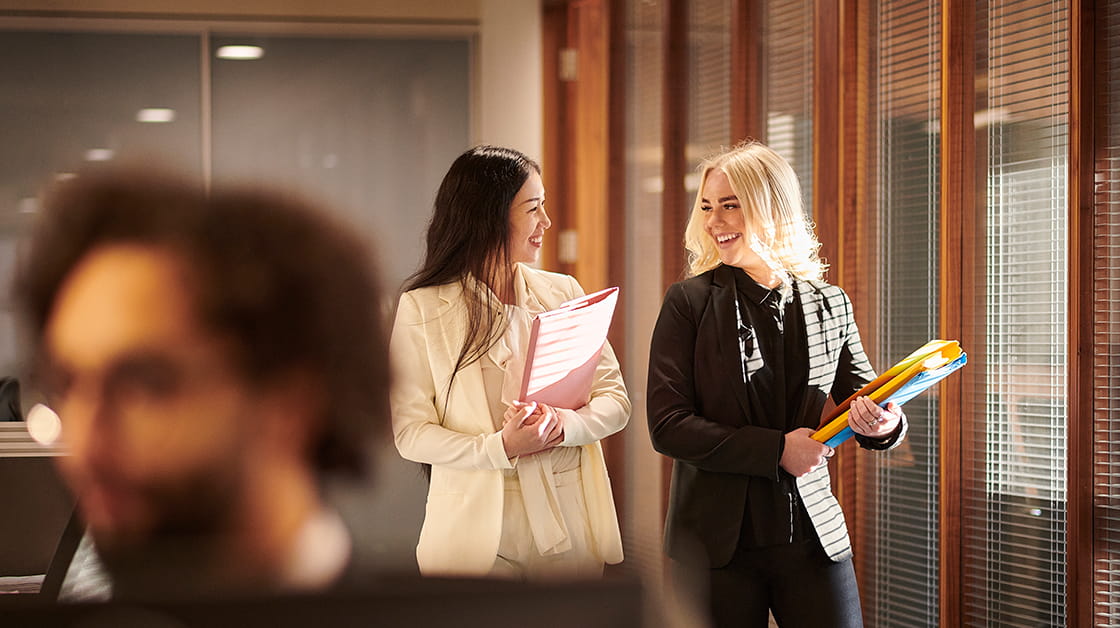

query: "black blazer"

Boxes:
[646, 265, 904, 567]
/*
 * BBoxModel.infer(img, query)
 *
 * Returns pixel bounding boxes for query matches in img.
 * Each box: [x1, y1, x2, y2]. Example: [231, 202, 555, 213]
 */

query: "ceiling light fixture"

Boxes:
[216, 45, 264, 60]
[84, 148, 114, 162]
[137, 107, 176, 123]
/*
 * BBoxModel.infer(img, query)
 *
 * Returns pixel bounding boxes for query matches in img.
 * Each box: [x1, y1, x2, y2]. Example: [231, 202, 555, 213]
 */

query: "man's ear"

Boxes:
[256, 369, 328, 462]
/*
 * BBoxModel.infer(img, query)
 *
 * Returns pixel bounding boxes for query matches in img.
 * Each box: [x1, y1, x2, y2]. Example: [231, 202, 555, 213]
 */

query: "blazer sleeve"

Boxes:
[389, 291, 514, 471]
[646, 282, 786, 479]
[829, 288, 908, 452]
[554, 274, 631, 446]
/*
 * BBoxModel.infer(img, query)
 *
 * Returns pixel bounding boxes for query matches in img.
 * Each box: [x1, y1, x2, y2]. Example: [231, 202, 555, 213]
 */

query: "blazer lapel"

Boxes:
[791, 281, 828, 426]
[799, 281, 830, 386]
[711, 266, 754, 420]
[517, 263, 569, 310]
[434, 281, 496, 434]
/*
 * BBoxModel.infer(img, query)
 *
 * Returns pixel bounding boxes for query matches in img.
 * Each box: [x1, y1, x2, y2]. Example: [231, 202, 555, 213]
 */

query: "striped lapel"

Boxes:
[796, 465, 853, 561]
[798, 280, 832, 386]
[795, 280, 853, 562]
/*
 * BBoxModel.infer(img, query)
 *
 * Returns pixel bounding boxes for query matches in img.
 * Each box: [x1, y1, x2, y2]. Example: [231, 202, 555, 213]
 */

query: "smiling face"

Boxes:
[506, 170, 550, 266]
[701, 168, 765, 273]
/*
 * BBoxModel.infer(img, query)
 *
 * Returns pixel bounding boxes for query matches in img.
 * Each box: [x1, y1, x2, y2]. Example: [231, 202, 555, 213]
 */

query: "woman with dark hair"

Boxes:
[390, 145, 629, 579]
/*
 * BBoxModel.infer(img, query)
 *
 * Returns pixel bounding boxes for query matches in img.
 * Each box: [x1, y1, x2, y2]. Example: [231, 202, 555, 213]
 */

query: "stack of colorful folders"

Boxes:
[812, 339, 967, 448]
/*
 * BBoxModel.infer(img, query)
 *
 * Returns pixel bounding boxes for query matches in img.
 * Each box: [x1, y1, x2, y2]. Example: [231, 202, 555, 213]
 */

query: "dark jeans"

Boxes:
[707, 539, 863, 628]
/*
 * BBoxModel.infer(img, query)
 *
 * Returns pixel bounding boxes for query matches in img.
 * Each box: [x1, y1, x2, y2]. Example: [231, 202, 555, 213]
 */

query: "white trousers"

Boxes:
[491, 467, 604, 580]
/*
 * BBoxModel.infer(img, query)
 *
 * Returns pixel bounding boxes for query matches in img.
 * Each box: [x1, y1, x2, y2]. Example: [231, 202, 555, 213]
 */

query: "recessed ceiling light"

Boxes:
[84, 148, 114, 162]
[137, 107, 176, 123]
[216, 45, 264, 60]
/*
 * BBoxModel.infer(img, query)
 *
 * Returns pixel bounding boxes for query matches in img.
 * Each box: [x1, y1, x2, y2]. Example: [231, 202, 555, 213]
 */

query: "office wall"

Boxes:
[0, 0, 542, 159]
[0, 0, 543, 577]
[0, 0, 479, 21]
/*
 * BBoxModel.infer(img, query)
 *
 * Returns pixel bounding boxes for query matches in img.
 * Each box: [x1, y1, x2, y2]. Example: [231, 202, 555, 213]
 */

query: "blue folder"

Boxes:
[824, 352, 968, 448]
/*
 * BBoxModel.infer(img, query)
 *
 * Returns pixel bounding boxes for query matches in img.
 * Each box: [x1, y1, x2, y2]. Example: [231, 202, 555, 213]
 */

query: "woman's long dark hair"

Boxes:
[404, 145, 541, 391]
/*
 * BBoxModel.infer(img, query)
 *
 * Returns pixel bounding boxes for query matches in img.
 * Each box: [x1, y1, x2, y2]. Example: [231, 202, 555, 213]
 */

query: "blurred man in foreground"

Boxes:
[14, 171, 389, 600]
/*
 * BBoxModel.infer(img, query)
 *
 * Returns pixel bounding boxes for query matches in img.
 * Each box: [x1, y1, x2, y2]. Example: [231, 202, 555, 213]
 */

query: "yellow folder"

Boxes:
[813, 340, 964, 444]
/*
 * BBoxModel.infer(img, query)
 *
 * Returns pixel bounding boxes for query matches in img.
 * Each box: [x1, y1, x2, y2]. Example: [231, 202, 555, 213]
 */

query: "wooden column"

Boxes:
[813, 0, 841, 278]
[568, 0, 611, 294]
[542, 1, 568, 274]
[661, 0, 689, 291]
[939, 0, 975, 624]
[1067, 0, 1096, 624]
[660, 0, 689, 517]
[730, 0, 765, 143]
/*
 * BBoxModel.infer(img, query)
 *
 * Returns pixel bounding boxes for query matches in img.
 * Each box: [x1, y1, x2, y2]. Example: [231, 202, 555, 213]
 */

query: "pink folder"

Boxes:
[518, 286, 619, 409]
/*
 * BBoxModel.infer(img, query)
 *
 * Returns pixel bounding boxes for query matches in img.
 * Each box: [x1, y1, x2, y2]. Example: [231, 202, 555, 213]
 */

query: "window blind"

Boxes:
[867, 1, 942, 626]
[686, 0, 731, 173]
[1093, 1, 1120, 624]
[964, 0, 1069, 624]
[762, 0, 813, 216]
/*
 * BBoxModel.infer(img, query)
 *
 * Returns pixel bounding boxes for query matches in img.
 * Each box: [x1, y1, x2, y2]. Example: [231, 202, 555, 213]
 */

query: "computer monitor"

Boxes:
[0, 423, 75, 595]
[0, 575, 645, 627]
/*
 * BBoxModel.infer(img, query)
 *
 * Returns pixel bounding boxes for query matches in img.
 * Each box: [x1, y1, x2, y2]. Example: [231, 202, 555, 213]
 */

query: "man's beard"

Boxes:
[87, 463, 249, 600]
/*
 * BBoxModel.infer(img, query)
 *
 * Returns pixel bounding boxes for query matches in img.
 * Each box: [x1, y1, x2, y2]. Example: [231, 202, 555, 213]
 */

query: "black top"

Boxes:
[731, 269, 811, 548]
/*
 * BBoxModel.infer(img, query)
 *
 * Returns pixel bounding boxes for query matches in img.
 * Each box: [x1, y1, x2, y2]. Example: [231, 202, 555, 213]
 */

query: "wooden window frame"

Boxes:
[626, 0, 1102, 622]
[1068, 0, 1095, 624]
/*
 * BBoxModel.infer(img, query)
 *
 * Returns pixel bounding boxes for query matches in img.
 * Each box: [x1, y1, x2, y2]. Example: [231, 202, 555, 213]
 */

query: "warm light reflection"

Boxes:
[216, 45, 264, 60]
[26, 403, 62, 446]
[84, 148, 114, 162]
[136, 107, 176, 123]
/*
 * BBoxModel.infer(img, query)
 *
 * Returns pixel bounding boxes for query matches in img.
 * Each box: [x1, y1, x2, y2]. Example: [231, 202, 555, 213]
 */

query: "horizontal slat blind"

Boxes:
[687, 0, 731, 169]
[1093, 0, 1120, 624]
[867, 0, 941, 626]
[762, 0, 813, 216]
[964, 0, 1069, 624]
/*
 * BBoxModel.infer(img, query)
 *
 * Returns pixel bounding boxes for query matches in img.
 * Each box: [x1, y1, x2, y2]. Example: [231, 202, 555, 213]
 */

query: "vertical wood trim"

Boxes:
[939, 0, 973, 624]
[541, 3, 567, 273]
[831, 0, 855, 529]
[661, 0, 688, 520]
[200, 30, 212, 191]
[605, 0, 629, 534]
[840, 0, 882, 608]
[571, 0, 610, 294]
[1068, 0, 1095, 624]
[608, 0, 628, 354]
[730, 0, 764, 143]
[661, 0, 689, 291]
[813, 0, 841, 281]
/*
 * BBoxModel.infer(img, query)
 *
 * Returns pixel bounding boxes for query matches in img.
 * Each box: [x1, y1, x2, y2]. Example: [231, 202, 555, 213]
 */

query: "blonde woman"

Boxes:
[391, 146, 628, 579]
[647, 142, 907, 627]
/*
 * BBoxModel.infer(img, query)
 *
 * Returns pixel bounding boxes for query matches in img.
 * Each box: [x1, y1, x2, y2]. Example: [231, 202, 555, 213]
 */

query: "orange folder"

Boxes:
[813, 340, 965, 445]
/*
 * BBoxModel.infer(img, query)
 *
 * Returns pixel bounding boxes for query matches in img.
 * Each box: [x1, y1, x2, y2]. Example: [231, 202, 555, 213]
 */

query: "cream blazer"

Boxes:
[390, 264, 630, 576]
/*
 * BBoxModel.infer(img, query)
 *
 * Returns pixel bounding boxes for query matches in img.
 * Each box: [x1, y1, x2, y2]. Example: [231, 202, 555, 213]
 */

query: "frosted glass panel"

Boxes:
[0, 30, 202, 374]
[210, 36, 471, 288]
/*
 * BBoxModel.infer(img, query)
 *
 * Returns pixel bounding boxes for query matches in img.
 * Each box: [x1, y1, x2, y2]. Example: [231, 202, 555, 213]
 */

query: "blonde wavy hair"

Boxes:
[684, 141, 827, 280]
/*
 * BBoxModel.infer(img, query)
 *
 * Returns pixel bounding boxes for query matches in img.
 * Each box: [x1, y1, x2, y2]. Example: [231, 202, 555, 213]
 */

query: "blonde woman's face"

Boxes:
[701, 169, 764, 272]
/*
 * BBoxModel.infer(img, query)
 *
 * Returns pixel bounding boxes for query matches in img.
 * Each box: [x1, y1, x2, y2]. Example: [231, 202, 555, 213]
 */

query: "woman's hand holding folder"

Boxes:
[500, 399, 564, 458]
[847, 396, 904, 439]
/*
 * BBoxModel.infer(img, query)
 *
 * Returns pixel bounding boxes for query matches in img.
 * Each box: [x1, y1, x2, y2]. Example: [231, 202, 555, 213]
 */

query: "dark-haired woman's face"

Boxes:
[507, 170, 550, 265]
